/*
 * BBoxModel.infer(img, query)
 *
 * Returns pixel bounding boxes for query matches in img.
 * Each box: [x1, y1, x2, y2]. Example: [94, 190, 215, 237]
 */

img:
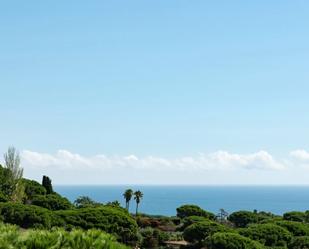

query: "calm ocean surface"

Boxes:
[54, 185, 309, 216]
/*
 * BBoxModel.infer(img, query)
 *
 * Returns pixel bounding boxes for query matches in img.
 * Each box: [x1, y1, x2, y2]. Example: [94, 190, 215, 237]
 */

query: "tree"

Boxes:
[183, 220, 229, 243]
[74, 196, 97, 208]
[3, 147, 24, 202]
[32, 194, 73, 210]
[123, 189, 133, 211]
[228, 211, 258, 228]
[134, 190, 143, 216]
[283, 211, 306, 222]
[42, 175, 53, 194]
[205, 232, 264, 249]
[176, 204, 215, 220]
[239, 223, 292, 247]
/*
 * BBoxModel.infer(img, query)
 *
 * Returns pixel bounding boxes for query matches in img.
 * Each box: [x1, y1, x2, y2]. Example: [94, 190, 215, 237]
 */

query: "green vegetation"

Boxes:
[176, 204, 215, 220]
[42, 175, 53, 194]
[56, 206, 138, 242]
[228, 211, 259, 228]
[74, 195, 100, 208]
[239, 223, 292, 247]
[31, 193, 73, 210]
[123, 189, 133, 211]
[205, 232, 264, 249]
[2, 147, 309, 248]
[134, 190, 143, 216]
[0, 222, 128, 249]
[183, 220, 229, 243]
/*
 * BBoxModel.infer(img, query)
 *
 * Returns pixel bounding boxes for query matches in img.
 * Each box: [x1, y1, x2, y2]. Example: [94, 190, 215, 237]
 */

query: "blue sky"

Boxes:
[1, 1, 309, 184]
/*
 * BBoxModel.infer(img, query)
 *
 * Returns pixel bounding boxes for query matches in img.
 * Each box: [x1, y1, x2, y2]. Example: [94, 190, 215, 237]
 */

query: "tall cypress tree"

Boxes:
[42, 175, 53, 194]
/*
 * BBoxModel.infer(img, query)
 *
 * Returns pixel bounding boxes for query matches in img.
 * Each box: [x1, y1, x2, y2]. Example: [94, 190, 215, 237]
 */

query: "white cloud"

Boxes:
[290, 150, 309, 161]
[21, 149, 285, 172]
[19, 149, 291, 185]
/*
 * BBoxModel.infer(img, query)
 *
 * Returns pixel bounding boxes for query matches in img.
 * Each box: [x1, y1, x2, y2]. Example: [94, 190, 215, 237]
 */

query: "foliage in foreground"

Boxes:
[0, 202, 138, 242]
[0, 223, 128, 249]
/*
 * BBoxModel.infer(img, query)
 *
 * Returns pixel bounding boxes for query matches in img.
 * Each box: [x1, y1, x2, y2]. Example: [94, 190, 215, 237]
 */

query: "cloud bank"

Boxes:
[21, 149, 285, 172]
[16, 149, 309, 185]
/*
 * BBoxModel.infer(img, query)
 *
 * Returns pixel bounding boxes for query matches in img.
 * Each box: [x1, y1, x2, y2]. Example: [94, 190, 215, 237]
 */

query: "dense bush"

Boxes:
[55, 206, 138, 242]
[229, 211, 258, 228]
[0, 202, 137, 243]
[289, 236, 309, 249]
[0, 222, 128, 249]
[181, 215, 209, 230]
[0, 192, 8, 202]
[0, 202, 62, 229]
[74, 196, 100, 208]
[239, 223, 292, 247]
[31, 194, 73, 210]
[22, 179, 46, 199]
[274, 220, 309, 236]
[176, 205, 215, 220]
[139, 227, 169, 248]
[183, 220, 229, 243]
[205, 232, 264, 249]
[283, 211, 306, 222]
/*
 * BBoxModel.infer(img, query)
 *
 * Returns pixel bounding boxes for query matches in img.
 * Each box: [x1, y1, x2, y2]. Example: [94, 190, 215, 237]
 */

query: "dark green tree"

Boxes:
[74, 196, 97, 208]
[134, 190, 143, 216]
[42, 175, 53, 194]
[228, 211, 258, 228]
[123, 189, 133, 211]
[176, 204, 215, 220]
[205, 232, 264, 249]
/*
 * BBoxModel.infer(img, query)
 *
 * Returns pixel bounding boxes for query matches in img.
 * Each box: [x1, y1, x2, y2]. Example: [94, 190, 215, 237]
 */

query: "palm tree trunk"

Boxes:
[136, 203, 138, 216]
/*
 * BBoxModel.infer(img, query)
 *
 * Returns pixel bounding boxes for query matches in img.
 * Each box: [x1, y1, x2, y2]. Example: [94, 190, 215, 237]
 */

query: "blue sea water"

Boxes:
[54, 185, 309, 216]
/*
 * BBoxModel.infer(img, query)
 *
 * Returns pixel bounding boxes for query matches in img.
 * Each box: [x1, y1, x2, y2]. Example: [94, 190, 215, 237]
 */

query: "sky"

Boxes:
[1, 1, 309, 184]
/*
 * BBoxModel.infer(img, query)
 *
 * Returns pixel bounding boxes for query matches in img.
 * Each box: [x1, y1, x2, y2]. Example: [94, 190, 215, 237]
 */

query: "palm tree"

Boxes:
[134, 190, 143, 216]
[123, 189, 133, 211]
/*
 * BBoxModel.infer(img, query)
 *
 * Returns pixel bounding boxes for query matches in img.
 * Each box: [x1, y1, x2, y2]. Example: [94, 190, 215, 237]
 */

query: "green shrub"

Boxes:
[0, 202, 63, 229]
[31, 194, 73, 210]
[239, 223, 292, 247]
[0, 222, 128, 249]
[283, 211, 306, 222]
[274, 220, 309, 236]
[228, 211, 258, 228]
[55, 206, 138, 242]
[176, 205, 215, 220]
[181, 215, 210, 230]
[139, 227, 169, 248]
[289, 236, 309, 249]
[205, 232, 264, 249]
[183, 220, 229, 243]
[22, 179, 46, 199]
[0, 192, 8, 203]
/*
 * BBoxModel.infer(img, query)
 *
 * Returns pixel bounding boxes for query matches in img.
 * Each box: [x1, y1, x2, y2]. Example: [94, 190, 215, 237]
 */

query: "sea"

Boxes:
[54, 185, 309, 216]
